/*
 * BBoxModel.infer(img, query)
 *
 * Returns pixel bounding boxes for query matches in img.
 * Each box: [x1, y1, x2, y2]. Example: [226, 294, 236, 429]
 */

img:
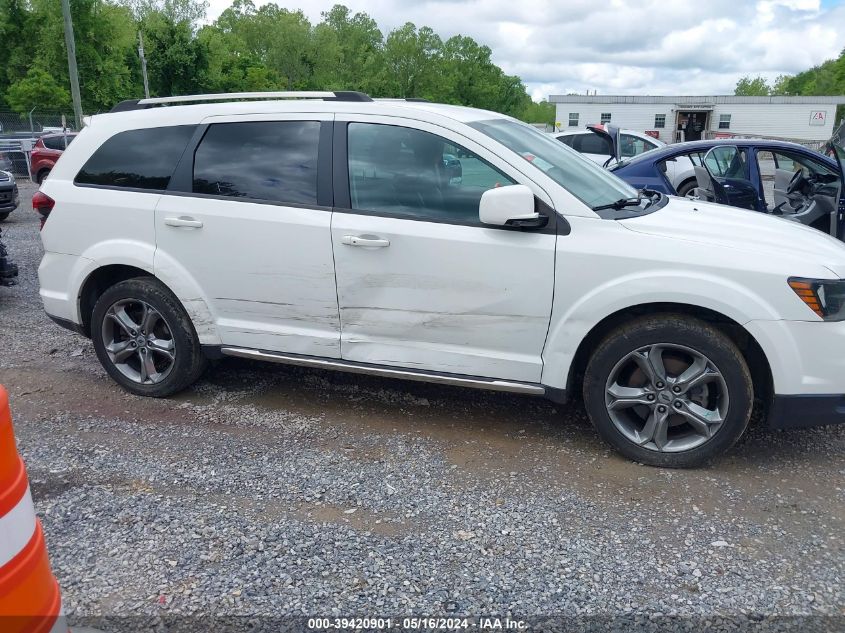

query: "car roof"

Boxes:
[89, 99, 510, 130]
[616, 137, 835, 167]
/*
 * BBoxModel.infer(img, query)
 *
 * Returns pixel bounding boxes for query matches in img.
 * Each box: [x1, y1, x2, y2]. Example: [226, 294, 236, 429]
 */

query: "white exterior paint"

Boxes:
[35, 96, 845, 423]
[552, 96, 845, 143]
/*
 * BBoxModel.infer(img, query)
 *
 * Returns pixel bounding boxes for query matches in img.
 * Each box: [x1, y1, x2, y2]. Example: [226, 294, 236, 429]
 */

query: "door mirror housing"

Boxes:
[479, 185, 543, 227]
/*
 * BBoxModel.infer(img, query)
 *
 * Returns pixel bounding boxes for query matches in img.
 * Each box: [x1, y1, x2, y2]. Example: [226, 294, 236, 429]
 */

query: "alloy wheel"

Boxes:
[604, 343, 729, 453]
[100, 298, 176, 385]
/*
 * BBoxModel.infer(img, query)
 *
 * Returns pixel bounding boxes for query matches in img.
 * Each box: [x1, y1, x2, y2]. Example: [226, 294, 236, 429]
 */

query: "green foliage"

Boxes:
[7, 67, 71, 114]
[0, 0, 550, 121]
[734, 75, 772, 96]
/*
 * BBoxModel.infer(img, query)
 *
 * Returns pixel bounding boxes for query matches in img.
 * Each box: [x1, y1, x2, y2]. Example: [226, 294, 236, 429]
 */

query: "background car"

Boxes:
[0, 171, 19, 222]
[31, 133, 76, 184]
[552, 126, 700, 196]
[610, 138, 845, 238]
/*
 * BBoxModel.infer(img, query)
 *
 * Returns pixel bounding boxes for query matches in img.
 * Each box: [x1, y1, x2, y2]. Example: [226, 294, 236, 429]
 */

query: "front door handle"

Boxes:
[164, 216, 203, 229]
[341, 235, 390, 247]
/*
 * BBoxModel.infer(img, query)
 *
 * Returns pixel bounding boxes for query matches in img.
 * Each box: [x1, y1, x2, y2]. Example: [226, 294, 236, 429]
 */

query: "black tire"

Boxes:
[583, 315, 752, 468]
[91, 277, 207, 397]
[36, 169, 50, 184]
[0, 213, 8, 222]
[675, 179, 697, 197]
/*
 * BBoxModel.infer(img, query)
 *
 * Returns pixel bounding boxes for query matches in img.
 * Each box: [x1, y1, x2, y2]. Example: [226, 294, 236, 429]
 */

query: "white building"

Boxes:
[549, 95, 845, 143]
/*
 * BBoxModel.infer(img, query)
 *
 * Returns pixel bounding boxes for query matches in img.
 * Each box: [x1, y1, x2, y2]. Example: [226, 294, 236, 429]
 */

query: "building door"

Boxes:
[676, 111, 711, 142]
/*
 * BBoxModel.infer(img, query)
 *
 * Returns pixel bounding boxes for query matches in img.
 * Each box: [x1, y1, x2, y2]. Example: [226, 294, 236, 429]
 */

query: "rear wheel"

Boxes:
[676, 179, 697, 198]
[91, 277, 206, 397]
[583, 315, 752, 468]
[0, 213, 8, 222]
[36, 169, 50, 184]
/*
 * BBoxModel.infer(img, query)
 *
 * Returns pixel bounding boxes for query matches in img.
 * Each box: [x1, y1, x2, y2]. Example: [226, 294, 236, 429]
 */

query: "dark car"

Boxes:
[0, 171, 19, 222]
[607, 138, 845, 239]
[31, 133, 76, 184]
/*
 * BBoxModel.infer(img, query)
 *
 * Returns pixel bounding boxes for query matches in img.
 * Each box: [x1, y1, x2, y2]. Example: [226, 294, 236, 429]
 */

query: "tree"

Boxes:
[521, 100, 555, 125]
[6, 68, 71, 114]
[382, 23, 443, 98]
[734, 75, 770, 96]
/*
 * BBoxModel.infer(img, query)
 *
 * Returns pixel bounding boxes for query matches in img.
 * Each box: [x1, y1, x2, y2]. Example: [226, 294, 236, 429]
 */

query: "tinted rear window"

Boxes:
[192, 121, 320, 205]
[42, 135, 75, 150]
[574, 134, 612, 155]
[75, 125, 195, 190]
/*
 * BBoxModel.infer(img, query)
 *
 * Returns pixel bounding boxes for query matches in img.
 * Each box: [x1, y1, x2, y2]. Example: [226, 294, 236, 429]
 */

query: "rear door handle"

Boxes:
[341, 235, 390, 247]
[164, 216, 203, 229]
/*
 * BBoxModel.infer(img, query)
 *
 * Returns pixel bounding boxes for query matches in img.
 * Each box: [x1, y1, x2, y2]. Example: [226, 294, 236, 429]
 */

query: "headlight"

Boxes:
[788, 278, 845, 321]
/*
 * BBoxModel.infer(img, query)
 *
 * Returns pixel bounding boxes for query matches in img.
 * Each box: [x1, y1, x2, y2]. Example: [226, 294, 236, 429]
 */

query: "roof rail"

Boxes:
[110, 90, 373, 113]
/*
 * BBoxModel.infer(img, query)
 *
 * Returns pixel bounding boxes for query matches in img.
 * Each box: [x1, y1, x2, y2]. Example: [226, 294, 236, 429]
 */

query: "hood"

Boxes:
[621, 197, 845, 278]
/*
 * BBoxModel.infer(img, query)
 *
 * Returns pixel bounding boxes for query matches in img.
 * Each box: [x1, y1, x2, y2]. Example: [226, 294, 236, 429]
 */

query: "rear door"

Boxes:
[703, 145, 759, 210]
[155, 113, 341, 356]
[330, 116, 556, 383]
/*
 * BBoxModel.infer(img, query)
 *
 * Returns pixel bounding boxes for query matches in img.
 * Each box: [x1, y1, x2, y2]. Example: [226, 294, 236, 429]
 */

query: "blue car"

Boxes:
[597, 130, 845, 239]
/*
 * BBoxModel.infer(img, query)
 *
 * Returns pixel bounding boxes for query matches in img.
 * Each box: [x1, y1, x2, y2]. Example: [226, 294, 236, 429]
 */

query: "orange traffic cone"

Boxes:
[0, 385, 67, 633]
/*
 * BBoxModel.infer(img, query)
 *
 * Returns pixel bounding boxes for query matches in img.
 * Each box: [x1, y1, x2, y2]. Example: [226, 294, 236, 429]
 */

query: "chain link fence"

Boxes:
[0, 109, 77, 181]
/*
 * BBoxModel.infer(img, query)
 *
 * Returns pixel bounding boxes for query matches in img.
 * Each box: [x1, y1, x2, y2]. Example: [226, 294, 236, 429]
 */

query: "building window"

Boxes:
[719, 114, 731, 130]
[600, 112, 611, 124]
[654, 114, 666, 128]
[568, 113, 579, 127]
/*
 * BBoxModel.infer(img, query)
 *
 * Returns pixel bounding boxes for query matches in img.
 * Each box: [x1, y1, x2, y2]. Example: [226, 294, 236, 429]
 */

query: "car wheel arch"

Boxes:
[78, 264, 157, 337]
[564, 302, 773, 412]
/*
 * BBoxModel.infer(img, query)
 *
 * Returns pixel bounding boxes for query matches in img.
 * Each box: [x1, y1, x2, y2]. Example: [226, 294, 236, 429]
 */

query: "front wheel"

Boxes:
[583, 315, 753, 468]
[91, 277, 207, 397]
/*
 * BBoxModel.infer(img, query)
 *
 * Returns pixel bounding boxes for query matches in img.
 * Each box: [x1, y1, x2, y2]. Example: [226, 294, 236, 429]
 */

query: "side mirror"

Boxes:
[479, 184, 545, 228]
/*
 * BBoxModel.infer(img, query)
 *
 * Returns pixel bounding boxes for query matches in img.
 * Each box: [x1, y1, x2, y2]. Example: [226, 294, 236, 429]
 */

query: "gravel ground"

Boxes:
[1, 183, 844, 632]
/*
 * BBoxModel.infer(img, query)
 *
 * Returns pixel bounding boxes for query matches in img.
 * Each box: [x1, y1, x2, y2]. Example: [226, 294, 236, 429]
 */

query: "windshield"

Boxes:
[469, 119, 638, 210]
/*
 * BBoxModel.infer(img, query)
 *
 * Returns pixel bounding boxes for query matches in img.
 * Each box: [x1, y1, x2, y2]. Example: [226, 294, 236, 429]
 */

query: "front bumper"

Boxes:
[0, 185, 18, 212]
[768, 394, 845, 429]
[746, 318, 845, 429]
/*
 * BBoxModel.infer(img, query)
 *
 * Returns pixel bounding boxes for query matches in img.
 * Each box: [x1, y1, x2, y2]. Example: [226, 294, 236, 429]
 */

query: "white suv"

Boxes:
[36, 91, 845, 467]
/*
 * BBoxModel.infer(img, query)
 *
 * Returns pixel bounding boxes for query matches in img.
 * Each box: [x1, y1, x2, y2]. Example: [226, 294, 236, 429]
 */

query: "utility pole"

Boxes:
[60, 0, 84, 129]
[138, 31, 150, 99]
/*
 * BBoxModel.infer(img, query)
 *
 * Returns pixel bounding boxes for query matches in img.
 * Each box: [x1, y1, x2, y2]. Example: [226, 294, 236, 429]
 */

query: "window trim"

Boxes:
[331, 119, 558, 234]
[568, 113, 579, 127]
[654, 114, 666, 129]
[718, 114, 732, 130]
[600, 112, 612, 124]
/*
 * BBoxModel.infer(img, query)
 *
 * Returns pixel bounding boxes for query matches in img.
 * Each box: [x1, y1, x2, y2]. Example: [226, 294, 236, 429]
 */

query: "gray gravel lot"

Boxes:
[1, 183, 843, 631]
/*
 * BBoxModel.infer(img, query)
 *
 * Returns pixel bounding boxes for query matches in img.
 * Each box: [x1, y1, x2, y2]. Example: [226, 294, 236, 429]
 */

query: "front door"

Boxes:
[155, 114, 341, 356]
[330, 117, 556, 383]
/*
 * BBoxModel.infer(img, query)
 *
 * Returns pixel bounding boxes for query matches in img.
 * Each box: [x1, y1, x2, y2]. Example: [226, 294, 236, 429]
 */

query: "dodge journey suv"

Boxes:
[36, 91, 845, 467]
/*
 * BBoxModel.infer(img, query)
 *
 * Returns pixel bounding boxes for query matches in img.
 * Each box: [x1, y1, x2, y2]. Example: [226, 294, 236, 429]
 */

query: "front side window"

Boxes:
[771, 149, 837, 178]
[654, 114, 666, 128]
[719, 114, 732, 130]
[469, 118, 637, 210]
[600, 112, 612, 124]
[347, 122, 515, 223]
[75, 125, 195, 190]
[568, 113, 579, 126]
[193, 121, 320, 204]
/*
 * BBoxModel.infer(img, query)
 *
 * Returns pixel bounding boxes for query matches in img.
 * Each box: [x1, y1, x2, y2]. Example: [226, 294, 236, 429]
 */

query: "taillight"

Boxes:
[32, 191, 55, 229]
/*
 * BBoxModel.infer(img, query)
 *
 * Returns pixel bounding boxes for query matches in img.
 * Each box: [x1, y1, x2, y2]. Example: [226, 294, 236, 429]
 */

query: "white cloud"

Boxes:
[203, 0, 845, 99]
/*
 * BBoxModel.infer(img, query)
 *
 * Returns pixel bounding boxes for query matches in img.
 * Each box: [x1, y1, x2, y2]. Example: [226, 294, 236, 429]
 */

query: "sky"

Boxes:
[203, 0, 845, 101]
